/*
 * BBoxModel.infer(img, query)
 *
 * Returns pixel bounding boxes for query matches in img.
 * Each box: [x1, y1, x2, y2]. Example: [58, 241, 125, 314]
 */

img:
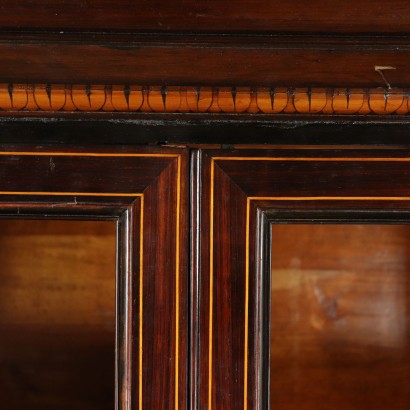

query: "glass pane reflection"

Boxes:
[270, 224, 410, 410]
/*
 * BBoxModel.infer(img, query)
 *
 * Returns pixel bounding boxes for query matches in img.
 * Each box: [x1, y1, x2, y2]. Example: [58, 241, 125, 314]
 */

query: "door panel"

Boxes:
[194, 148, 410, 409]
[0, 147, 188, 410]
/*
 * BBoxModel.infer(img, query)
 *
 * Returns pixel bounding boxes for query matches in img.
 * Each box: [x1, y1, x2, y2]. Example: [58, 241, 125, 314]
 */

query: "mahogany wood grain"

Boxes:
[0, 38, 409, 88]
[270, 224, 410, 409]
[0, 0, 409, 34]
[0, 220, 116, 410]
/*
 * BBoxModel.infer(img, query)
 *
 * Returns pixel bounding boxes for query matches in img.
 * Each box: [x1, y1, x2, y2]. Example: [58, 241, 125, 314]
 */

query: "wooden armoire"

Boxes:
[0, 1, 409, 409]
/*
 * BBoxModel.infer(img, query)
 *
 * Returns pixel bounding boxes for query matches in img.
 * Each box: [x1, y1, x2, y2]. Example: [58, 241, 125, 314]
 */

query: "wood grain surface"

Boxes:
[0, 0, 409, 33]
[0, 33, 408, 89]
[0, 220, 116, 410]
[270, 224, 410, 409]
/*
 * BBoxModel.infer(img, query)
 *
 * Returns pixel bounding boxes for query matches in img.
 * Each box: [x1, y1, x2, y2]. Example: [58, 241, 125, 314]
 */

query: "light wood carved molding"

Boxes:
[1, 84, 409, 115]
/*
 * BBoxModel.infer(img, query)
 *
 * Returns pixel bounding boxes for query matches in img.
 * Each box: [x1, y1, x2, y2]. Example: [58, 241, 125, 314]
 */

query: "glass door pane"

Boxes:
[0, 220, 116, 410]
[270, 224, 410, 409]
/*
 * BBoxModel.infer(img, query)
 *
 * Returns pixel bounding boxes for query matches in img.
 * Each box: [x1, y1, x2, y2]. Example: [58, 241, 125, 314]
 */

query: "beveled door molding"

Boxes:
[1, 84, 409, 115]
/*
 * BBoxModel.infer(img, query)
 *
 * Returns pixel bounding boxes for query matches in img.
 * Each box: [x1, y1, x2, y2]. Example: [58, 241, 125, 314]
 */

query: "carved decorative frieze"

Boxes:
[0, 84, 409, 115]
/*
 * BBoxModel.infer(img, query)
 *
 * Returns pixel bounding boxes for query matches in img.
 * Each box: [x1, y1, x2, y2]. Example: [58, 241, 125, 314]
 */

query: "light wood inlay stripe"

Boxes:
[209, 155, 410, 410]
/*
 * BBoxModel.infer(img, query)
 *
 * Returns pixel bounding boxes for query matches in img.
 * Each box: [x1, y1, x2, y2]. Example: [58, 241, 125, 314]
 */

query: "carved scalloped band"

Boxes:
[0, 84, 409, 115]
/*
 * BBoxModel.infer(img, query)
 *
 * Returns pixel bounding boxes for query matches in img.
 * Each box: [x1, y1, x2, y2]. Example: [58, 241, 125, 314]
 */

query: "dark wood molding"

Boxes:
[1, 84, 409, 115]
[0, 33, 409, 88]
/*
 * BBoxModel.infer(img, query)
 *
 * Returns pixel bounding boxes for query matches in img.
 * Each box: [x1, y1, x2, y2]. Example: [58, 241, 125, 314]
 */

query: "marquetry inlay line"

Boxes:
[0, 151, 183, 410]
[213, 157, 410, 162]
[0, 152, 180, 157]
[249, 196, 410, 201]
[0, 84, 409, 115]
[244, 195, 410, 410]
[209, 156, 410, 410]
[244, 198, 251, 410]
[0, 191, 142, 196]
[208, 158, 215, 410]
[175, 155, 181, 410]
[139, 194, 144, 410]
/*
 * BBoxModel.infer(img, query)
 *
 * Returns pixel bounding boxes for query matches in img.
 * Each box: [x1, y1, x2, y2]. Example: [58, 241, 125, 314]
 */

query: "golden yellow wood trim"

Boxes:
[175, 155, 181, 410]
[0, 151, 180, 157]
[250, 196, 410, 201]
[244, 198, 250, 410]
[139, 195, 144, 410]
[213, 157, 410, 162]
[0, 84, 409, 115]
[208, 158, 215, 410]
[0, 191, 142, 197]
